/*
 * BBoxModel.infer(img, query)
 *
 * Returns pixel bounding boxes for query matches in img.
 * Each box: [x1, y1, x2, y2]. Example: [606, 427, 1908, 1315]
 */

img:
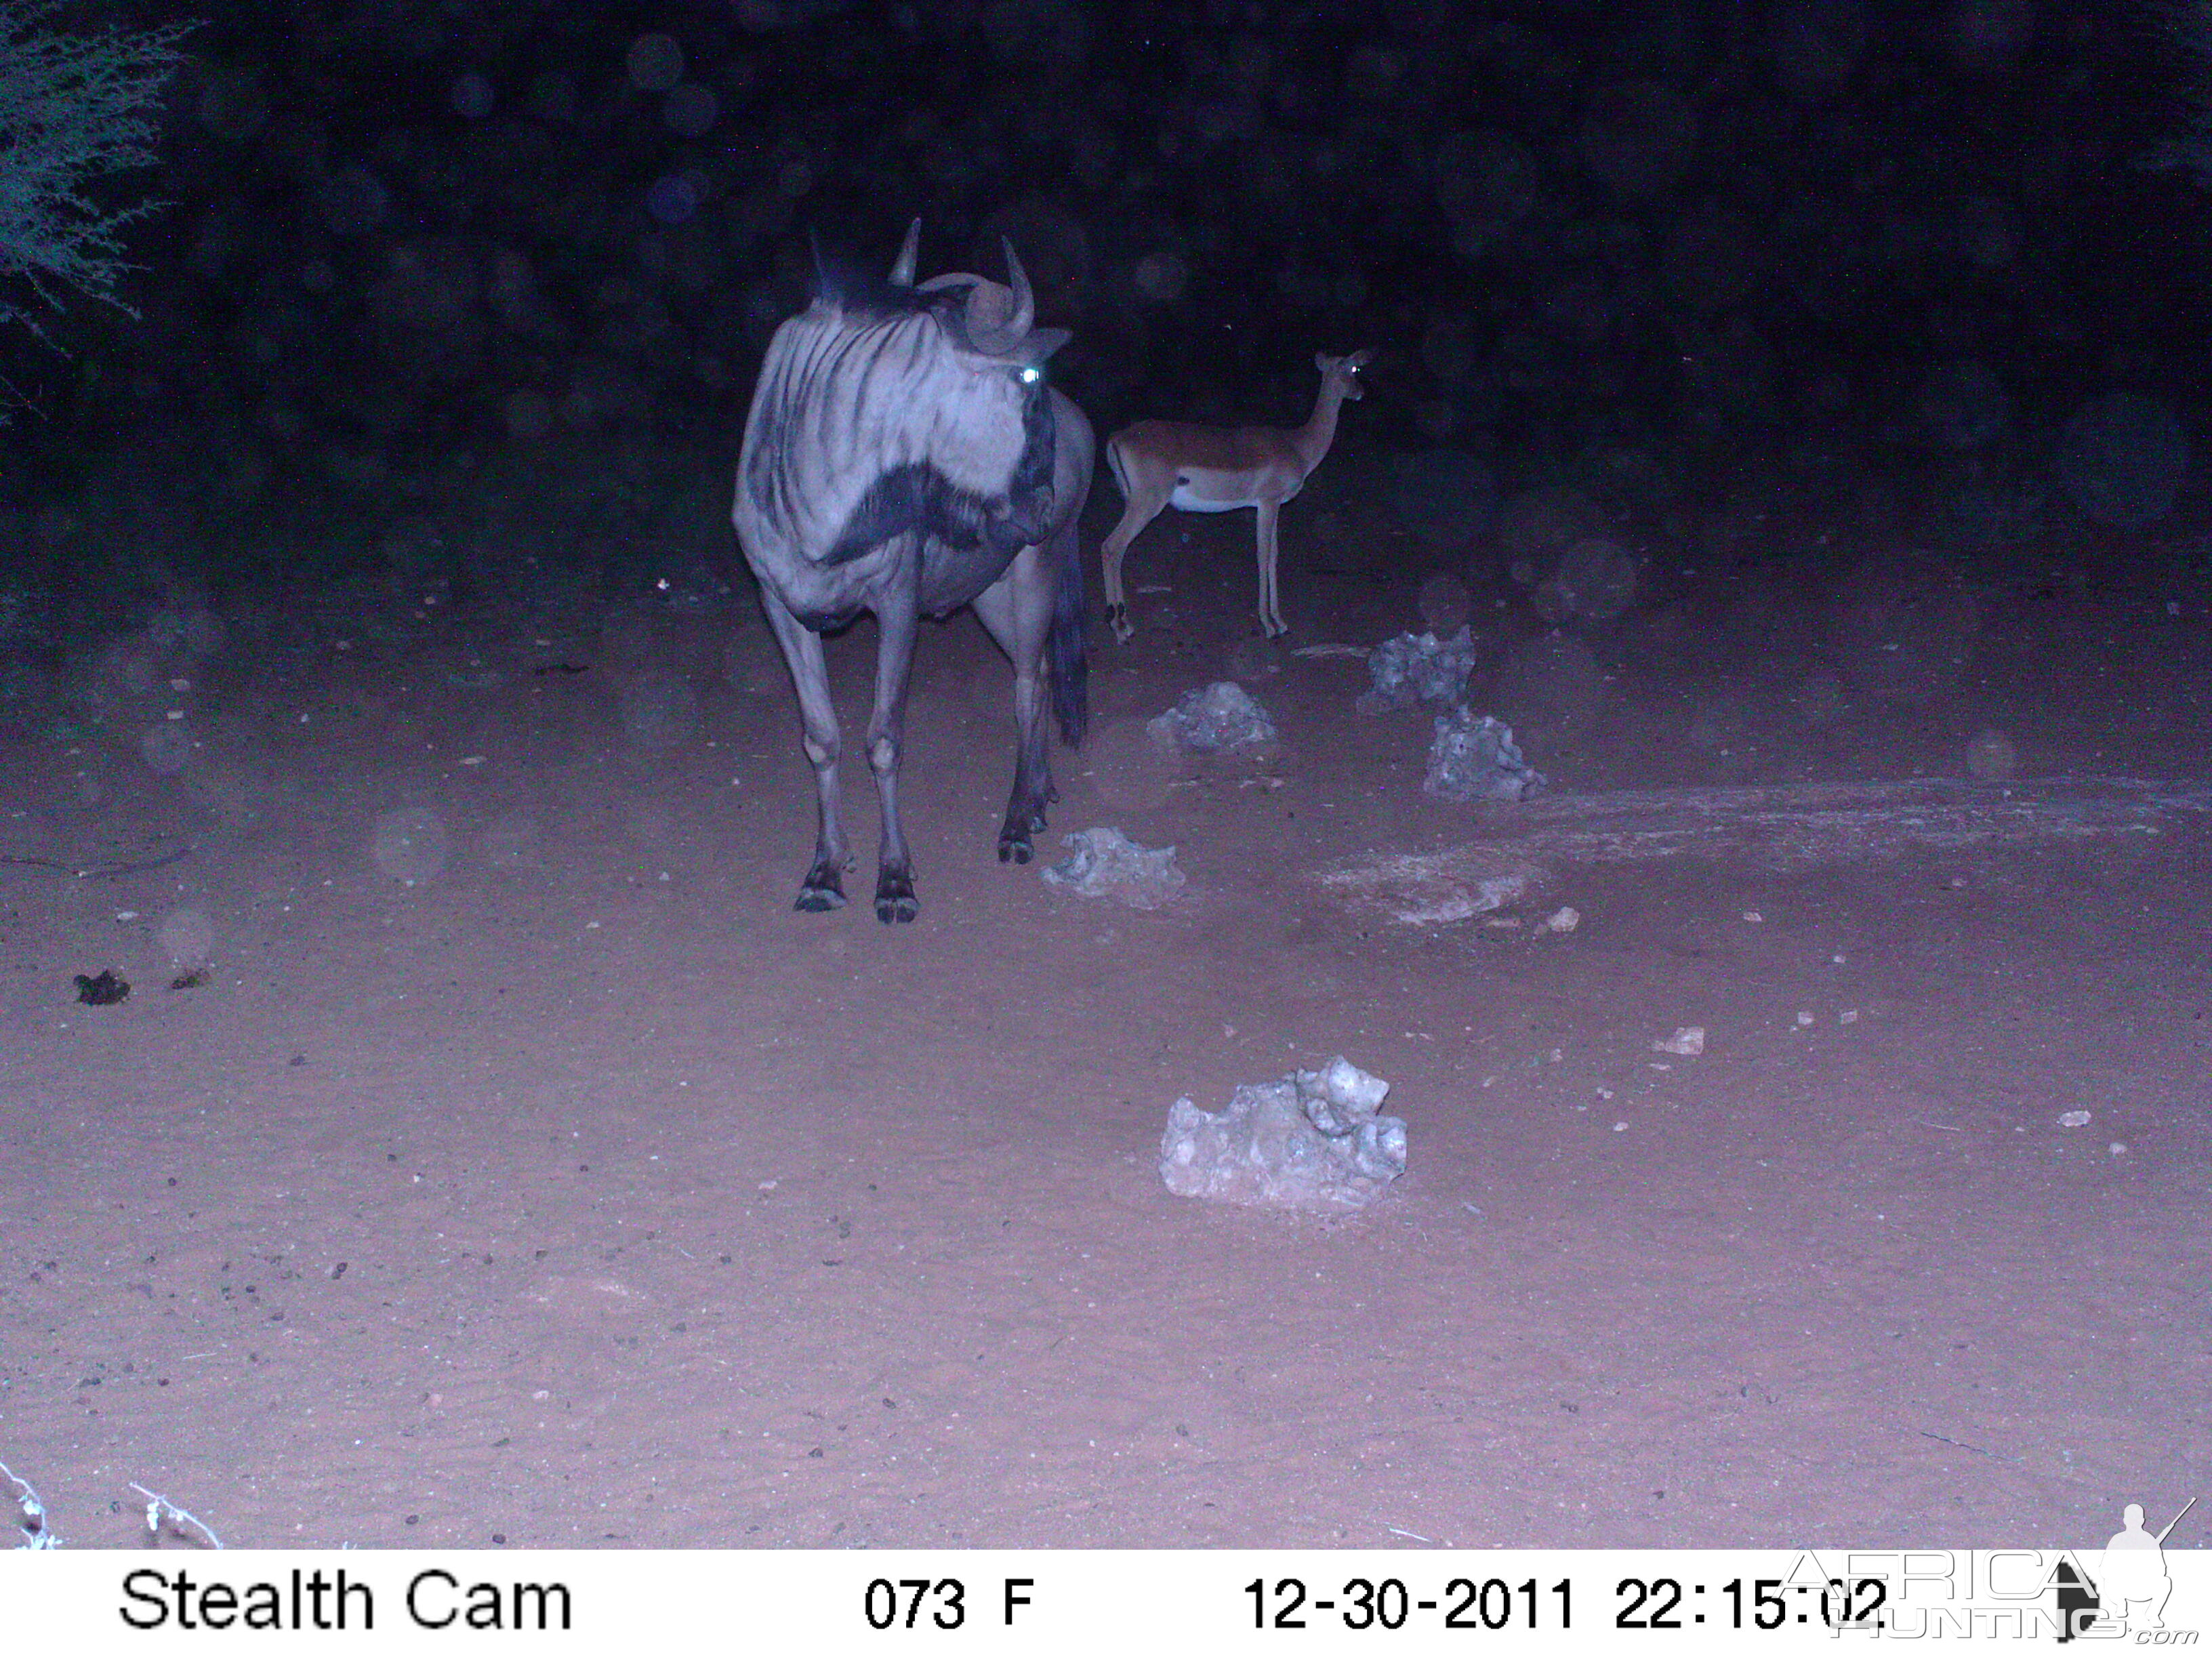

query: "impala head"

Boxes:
[1317, 349, 1372, 401]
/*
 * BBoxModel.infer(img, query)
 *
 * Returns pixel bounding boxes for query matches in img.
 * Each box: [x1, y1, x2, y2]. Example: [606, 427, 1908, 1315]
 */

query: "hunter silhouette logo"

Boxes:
[2057, 1496, 2196, 1641]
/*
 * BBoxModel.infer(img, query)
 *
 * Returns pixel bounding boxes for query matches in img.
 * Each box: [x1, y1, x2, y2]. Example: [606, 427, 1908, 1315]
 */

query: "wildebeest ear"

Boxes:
[1010, 327, 1070, 364]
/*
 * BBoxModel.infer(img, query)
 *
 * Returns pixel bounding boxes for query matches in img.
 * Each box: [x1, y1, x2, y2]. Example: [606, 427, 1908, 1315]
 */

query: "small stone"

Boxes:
[1160, 1057, 1406, 1212]
[1424, 710, 1542, 802]
[1041, 827, 1185, 909]
[1360, 626, 1480, 711]
[1147, 682, 1277, 754]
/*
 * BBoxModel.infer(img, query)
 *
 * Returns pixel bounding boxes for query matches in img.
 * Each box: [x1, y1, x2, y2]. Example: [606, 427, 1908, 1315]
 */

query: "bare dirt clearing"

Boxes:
[3, 462, 2208, 1549]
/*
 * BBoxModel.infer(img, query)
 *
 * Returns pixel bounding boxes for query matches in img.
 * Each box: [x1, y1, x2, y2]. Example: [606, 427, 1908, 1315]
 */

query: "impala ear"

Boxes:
[1315, 350, 1329, 373]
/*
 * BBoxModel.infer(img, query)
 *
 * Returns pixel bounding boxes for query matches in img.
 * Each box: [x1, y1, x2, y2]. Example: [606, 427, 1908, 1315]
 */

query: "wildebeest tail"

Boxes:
[1048, 518, 1088, 747]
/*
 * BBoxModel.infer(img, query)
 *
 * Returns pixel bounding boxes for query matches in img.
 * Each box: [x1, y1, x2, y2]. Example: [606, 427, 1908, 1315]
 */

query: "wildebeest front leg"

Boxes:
[865, 578, 922, 923]
[761, 597, 851, 911]
[972, 549, 1056, 865]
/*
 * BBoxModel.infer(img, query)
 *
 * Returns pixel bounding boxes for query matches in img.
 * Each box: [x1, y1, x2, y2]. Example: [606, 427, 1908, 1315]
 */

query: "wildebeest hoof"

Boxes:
[874, 865, 917, 923]
[998, 833, 1033, 865]
[796, 862, 847, 912]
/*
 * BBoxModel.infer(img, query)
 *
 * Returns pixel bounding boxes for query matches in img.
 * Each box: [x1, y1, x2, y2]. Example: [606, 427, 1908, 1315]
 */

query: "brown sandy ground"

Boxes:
[1, 457, 2207, 1549]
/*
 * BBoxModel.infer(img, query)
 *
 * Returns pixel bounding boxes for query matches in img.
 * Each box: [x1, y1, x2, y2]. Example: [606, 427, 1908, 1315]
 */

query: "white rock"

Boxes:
[1160, 1056, 1406, 1212]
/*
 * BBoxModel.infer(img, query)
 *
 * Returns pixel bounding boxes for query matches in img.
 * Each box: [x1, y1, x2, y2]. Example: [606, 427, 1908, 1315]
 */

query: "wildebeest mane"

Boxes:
[828, 461, 986, 567]
[809, 245, 964, 330]
[824, 377, 1055, 571]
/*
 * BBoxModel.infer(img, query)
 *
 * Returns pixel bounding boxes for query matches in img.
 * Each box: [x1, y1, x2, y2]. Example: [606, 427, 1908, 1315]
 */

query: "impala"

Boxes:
[1099, 349, 1370, 641]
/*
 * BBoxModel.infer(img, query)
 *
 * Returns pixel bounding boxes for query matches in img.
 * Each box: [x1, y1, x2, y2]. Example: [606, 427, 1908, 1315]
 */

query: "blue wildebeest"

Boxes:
[732, 224, 1094, 922]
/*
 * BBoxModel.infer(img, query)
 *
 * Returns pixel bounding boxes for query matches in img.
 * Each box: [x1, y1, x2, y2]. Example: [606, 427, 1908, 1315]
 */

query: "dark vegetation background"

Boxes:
[0, 0, 2207, 676]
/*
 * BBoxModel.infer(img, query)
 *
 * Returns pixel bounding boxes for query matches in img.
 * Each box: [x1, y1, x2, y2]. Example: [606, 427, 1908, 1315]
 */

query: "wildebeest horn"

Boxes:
[916, 239, 1038, 354]
[890, 218, 920, 287]
[998, 237, 1034, 340]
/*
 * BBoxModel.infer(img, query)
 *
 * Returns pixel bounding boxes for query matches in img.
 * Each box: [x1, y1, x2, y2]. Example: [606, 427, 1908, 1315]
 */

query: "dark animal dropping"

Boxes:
[74, 970, 129, 1006]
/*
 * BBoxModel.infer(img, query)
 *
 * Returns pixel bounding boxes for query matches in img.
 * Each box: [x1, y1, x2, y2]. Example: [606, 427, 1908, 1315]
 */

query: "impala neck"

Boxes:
[1294, 377, 1351, 476]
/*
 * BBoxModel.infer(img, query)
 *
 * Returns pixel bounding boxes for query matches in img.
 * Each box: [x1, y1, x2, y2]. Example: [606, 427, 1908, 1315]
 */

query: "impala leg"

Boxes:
[1255, 498, 1288, 638]
[865, 578, 922, 924]
[1100, 493, 1166, 644]
[760, 596, 851, 912]
[972, 547, 1055, 865]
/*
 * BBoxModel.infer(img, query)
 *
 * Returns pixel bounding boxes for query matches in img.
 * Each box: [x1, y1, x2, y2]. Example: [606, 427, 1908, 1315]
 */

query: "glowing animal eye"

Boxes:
[1019, 366, 1040, 385]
